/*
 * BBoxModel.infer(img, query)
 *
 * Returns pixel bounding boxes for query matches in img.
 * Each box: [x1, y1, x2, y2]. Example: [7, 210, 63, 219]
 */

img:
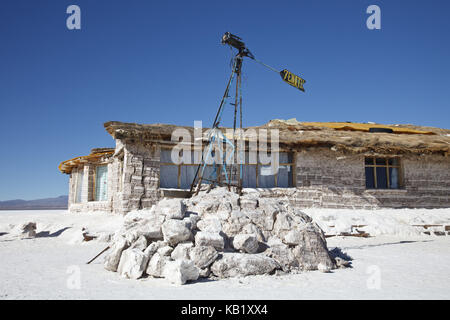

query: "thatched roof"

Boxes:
[104, 122, 195, 141]
[104, 119, 450, 156]
[59, 148, 114, 174]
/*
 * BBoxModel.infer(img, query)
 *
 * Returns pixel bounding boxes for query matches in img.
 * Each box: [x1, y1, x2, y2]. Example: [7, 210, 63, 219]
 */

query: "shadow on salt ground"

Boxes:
[329, 247, 353, 261]
[139, 274, 216, 285]
[0, 228, 71, 242]
[343, 239, 433, 250]
[328, 247, 354, 269]
[188, 277, 216, 285]
[36, 227, 71, 238]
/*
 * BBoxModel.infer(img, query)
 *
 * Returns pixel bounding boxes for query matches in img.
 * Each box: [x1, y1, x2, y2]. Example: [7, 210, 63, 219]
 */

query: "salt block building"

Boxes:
[59, 119, 450, 214]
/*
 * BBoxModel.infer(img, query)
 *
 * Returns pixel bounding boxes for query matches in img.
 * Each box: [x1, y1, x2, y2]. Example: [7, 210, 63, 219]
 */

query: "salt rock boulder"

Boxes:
[121, 210, 165, 241]
[211, 253, 279, 278]
[162, 219, 192, 246]
[186, 188, 239, 215]
[185, 213, 201, 230]
[199, 268, 210, 278]
[157, 245, 174, 257]
[197, 216, 222, 233]
[289, 223, 335, 271]
[239, 198, 259, 210]
[241, 223, 266, 243]
[189, 245, 218, 269]
[144, 240, 167, 257]
[104, 237, 129, 272]
[13, 222, 37, 238]
[194, 231, 224, 250]
[274, 211, 311, 237]
[156, 198, 186, 220]
[245, 207, 277, 232]
[171, 242, 193, 260]
[146, 252, 170, 278]
[318, 262, 332, 273]
[192, 198, 220, 215]
[163, 260, 199, 285]
[232, 234, 259, 254]
[130, 235, 148, 251]
[264, 241, 298, 272]
[222, 211, 251, 236]
[117, 248, 149, 279]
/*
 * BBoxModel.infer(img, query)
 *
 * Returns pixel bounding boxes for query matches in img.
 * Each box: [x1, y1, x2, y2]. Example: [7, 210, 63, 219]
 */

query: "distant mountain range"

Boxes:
[0, 195, 68, 210]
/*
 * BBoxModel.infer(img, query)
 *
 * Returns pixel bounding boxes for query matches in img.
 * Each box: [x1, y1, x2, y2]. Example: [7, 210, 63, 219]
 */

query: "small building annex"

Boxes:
[59, 119, 450, 214]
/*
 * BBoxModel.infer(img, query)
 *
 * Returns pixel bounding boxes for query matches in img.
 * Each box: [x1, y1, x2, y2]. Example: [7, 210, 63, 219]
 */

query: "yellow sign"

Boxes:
[280, 69, 305, 92]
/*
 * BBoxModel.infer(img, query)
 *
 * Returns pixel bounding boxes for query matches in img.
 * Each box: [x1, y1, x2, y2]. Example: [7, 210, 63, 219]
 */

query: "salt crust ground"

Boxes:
[0, 209, 449, 300]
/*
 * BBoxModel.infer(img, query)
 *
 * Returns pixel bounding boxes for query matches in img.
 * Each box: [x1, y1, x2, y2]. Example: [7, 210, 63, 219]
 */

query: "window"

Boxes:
[95, 165, 108, 201]
[74, 169, 84, 203]
[243, 152, 294, 188]
[159, 149, 294, 189]
[365, 157, 401, 189]
[160, 149, 208, 189]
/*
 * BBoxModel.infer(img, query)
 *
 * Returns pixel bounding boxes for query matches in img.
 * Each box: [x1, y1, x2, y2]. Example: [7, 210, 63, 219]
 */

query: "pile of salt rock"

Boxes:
[103, 188, 347, 285]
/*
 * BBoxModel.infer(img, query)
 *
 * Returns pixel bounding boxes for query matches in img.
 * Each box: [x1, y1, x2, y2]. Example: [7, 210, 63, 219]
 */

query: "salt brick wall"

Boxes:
[110, 157, 123, 214]
[290, 148, 450, 209]
[119, 140, 161, 214]
[401, 155, 450, 207]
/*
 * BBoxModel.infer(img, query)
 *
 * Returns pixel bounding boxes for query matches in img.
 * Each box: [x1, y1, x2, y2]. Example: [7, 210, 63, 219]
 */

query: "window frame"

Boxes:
[159, 148, 295, 189]
[364, 156, 402, 189]
[93, 164, 109, 201]
[245, 157, 295, 188]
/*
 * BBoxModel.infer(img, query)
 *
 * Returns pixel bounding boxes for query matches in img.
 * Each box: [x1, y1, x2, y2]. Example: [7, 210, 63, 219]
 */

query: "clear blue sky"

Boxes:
[1, 0, 449, 200]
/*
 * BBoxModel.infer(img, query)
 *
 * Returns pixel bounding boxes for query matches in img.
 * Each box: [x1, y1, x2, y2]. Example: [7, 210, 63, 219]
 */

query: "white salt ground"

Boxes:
[302, 208, 450, 236]
[0, 209, 449, 300]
